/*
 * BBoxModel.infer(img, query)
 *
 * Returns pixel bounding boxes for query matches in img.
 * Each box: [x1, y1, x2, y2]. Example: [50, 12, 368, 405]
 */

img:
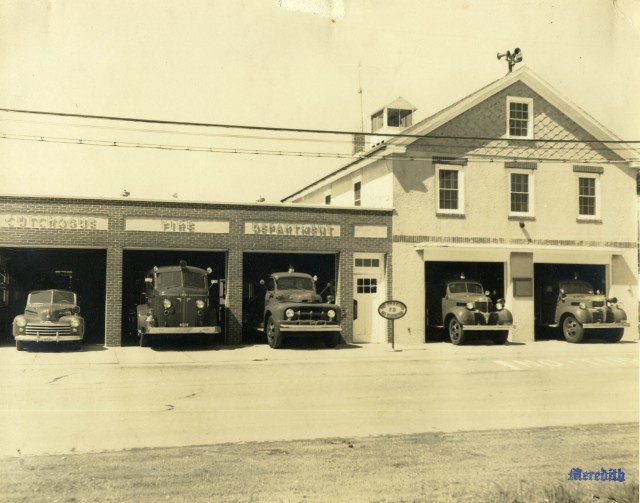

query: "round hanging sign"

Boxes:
[378, 300, 407, 320]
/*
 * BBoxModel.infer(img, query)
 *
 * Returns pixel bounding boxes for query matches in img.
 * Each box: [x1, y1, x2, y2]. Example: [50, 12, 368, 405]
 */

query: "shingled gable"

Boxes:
[282, 66, 638, 202]
[393, 66, 632, 156]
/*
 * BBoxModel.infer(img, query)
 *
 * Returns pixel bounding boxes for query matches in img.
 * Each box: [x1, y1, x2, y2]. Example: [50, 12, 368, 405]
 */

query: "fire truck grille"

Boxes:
[591, 301, 605, 308]
[474, 301, 492, 313]
[591, 310, 604, 322]
[25, 324, 71, 337]
[292, 309, 330, 322]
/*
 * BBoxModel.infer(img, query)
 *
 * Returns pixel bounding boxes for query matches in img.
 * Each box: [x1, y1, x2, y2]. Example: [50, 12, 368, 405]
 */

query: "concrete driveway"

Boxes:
[0, 339, 637, 456]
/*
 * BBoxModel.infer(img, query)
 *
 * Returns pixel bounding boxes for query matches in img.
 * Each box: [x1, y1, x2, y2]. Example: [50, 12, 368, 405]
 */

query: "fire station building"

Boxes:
[1, 66, 638, 347]
[0, 197, 391, 346]
[283, 66, 639, 344]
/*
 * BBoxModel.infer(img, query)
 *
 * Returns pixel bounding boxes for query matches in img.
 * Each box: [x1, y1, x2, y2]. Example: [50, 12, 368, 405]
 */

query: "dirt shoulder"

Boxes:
[1, 422, 637, 502]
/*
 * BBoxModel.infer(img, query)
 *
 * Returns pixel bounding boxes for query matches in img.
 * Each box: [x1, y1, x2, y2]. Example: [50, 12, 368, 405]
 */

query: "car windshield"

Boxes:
[560, 282, 594, 294]
[448, 282, 484, 294]
[29, 291, 75, 304]
[156, 270, 206, 289]
[276, 277, 315, 291]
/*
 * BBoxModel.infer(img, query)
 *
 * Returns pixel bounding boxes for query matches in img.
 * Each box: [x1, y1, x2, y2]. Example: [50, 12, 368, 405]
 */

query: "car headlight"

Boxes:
[285, 308, 295, 319]
[163, 299, 172, 309]
[327, 309, 336, 320]
[466, 302, 475, 310]
[195, 300, 205, 309]
[15, 316, 27, 328]
[495, 302, 504, 311]
[70, 318, 81, 328]
[578, 302, 586, 310]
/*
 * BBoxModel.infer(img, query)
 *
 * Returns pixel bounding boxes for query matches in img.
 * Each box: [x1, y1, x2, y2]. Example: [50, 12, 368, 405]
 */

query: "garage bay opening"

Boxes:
[0, 248, 106, 345]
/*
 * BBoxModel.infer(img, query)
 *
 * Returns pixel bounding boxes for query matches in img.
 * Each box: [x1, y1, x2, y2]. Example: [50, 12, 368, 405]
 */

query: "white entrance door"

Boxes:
[353, 254, 384, 343]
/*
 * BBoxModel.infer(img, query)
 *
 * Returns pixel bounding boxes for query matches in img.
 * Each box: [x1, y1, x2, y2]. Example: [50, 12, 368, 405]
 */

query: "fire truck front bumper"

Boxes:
[145, 326, 222, 334]
[582, 322, 629, 329]
[279, 322, 341, 333]
[461, 324, 515, 331]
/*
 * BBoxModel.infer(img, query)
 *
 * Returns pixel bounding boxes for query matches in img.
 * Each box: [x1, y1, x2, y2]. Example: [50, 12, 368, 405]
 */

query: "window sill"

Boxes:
[436, 212, 466, 219]
[508, 215, 536, 221]
[576, 217, 602, 224]
[506, 136, 534, 142]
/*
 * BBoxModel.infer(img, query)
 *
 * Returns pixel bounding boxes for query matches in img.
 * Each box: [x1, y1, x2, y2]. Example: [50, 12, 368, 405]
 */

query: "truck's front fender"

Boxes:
[609, 306, 627, 323]
[558, 306, 590, 324]
[445, 308, 472, 325]
[494, 308, 513, 325]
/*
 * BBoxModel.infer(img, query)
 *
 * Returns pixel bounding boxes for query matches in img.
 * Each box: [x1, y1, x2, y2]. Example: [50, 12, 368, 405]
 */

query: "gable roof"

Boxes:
[375, 96, 417, 112]
[393, 66, 631, 152]
[282, 66, 638, 202]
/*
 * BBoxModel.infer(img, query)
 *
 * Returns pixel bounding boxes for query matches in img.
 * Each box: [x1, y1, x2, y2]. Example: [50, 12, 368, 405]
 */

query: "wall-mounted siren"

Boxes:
[497, 48, 523, 73]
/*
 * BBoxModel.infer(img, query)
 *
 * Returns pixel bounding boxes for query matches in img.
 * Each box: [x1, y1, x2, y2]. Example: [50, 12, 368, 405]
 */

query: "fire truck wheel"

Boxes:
[324, 332, 340, 348]
[448, 317, 466, 345]
[562, 315, 584, 343]
[493, 331, 508, 345]
[266, 316, 283, 349]
[605, 328, 624, 343]
[15, 340, 24, 351]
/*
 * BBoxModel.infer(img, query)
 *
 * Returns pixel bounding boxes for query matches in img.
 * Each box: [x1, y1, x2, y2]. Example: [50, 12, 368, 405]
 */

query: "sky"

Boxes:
[0, 0, 639, 203]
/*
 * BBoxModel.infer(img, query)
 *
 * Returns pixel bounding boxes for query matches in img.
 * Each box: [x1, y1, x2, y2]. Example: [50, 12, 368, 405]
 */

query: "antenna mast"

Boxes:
[358, 63, 364, 132]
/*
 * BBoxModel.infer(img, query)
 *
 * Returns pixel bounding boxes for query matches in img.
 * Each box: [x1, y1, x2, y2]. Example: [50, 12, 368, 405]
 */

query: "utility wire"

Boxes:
[0, 117, 349, 144]
[1, 107, 639, 144]
[1, 132, 635, 164]
[2, 117, 638, 155]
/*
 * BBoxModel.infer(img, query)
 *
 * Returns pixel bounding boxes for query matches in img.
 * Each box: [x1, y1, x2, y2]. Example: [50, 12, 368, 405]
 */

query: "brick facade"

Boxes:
[0, 196, 392, 346]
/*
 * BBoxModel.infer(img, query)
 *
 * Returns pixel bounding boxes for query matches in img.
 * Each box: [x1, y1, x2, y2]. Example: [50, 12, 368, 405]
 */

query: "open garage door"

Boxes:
[242, 252, 338, 343]
[0, 248, 106, 345]
[533, 263, 606, 339]
[425, 261, 505, 342]
[121, 250, 227, 346]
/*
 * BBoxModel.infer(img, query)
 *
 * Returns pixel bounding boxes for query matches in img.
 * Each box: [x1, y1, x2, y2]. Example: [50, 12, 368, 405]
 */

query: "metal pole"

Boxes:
[391, 319, 395, 350]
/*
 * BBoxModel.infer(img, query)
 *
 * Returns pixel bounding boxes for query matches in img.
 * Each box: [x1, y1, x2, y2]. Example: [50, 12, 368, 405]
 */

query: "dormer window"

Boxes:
[370, 98, 416, 133]
[371, 110, 384, 132]
[507, 97, 533, 139]
[387, 108, 413, 128]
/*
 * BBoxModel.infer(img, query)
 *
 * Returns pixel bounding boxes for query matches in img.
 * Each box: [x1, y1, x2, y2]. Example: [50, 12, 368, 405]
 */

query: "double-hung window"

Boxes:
[507, 165, 536, 217]
[507, 97, 534, 139]
[574, 166, 602, 221]
[353, 179, 361, 207]
[435, 160, 465, 216]
[578, 177, 596, 216]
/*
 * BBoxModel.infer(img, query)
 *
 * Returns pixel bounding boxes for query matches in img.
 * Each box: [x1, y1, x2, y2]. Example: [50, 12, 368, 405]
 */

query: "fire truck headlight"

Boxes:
[327, 309, 336, 320]
[15, 316, 27, 328]
[495, 302, 504, 311]
[163, 299, 172, 309]
[578, 302, 586, 310]
[285, 308, 295, 319]
[466, 302, 475, 311]
[195, 300, 205, 309]
[70, 318, 81, 328]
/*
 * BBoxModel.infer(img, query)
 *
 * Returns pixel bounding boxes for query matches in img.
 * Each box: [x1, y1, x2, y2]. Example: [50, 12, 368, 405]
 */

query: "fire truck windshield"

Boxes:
[560, 281, 594, 294]
[156, 270, 206, 289]
[276, 277, 314, 291]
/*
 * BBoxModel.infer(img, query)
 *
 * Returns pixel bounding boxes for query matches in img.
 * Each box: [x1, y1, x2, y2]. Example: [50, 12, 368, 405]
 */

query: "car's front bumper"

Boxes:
[145, 326, 221, 334]
[15, 334, 83, 342]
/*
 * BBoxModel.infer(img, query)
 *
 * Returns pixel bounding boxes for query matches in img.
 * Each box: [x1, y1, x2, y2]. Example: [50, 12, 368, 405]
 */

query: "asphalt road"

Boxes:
[0, 340, 637, 457]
